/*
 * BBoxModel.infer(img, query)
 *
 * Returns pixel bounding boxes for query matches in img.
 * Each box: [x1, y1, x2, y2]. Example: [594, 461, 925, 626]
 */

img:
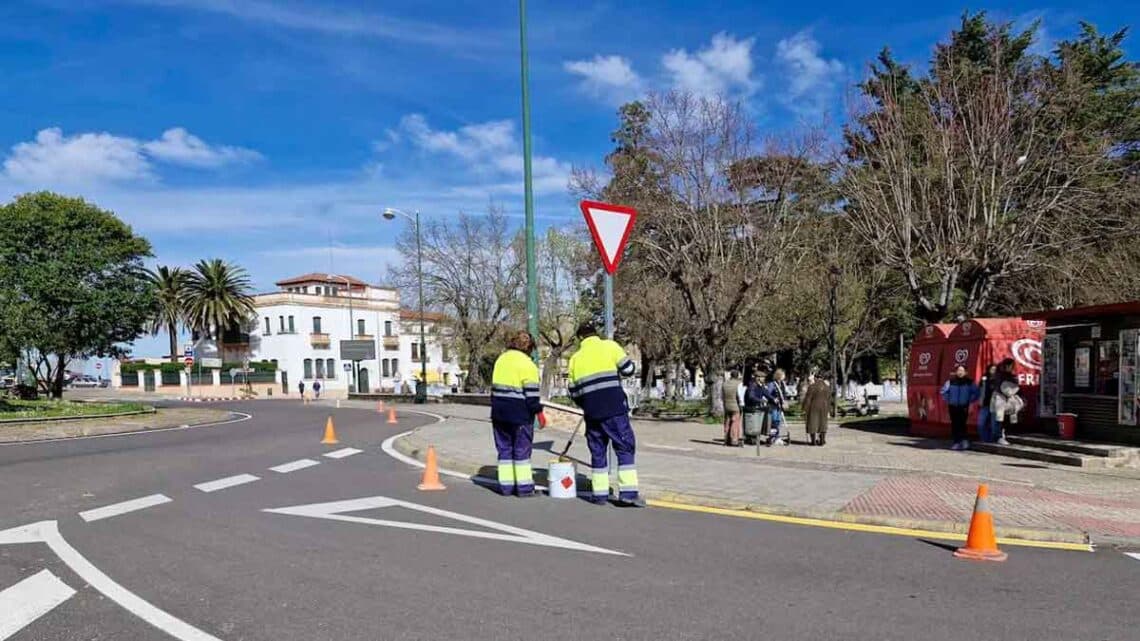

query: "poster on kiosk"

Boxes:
[907, 324, 956, 434]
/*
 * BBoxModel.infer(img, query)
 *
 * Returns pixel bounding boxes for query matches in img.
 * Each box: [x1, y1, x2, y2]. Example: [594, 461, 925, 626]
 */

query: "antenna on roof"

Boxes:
[327, 227, 335, 278]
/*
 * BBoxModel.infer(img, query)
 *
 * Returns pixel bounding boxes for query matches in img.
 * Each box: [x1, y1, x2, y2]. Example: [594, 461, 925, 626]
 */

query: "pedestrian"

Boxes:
[990, 358, 1022, 445]
[977, 364, 999, 443]
[490, 330, 546, 497]
[743, 369, 769, 446]
[766, 368, 790, 446]
[567, 321, 642, 507]
[722, 370, 743, 447]
[941, 365, 980, 450]
[802, 373, 832, 446]
[297, 380, 306, 402]
[313, 379, 322, 400]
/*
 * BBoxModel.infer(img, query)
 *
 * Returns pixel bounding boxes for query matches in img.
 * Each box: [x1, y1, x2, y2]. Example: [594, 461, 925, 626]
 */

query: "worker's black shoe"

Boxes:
[614, 496, 646, 508]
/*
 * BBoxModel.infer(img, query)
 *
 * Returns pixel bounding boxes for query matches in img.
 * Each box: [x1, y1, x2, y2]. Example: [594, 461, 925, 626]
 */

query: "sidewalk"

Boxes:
[386, 402, 1140, 546]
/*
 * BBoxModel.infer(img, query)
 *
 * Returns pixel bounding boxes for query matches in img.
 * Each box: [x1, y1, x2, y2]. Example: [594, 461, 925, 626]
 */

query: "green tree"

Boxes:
[182, 259, 256, 343]
[0, 192, 154, 398]
[145, 266, 189, 362]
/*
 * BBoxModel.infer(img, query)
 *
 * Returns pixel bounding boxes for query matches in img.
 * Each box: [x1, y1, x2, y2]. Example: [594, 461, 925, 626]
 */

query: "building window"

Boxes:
[382, 359, 390, 377]
[315, 359, 325, 379]
[313, 316, 322, 334]
[288, 316, 295, 333]
[303, 359, 313, 379]
[441, 345, 449, 362]
[264, 317, 271, 335]
[392, 358, 399, 376]
[384, 320, 392, 337]
[411, 343, 420, 361]
[326, 359, 336, 379]
[271, 359, 278, 367]
[278, 316, 285, 332]
[357, 319, 366, 336]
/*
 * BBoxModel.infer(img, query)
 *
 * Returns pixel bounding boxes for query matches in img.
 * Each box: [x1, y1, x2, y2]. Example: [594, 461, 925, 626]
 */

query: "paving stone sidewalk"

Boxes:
[383, 402, 1140, 545]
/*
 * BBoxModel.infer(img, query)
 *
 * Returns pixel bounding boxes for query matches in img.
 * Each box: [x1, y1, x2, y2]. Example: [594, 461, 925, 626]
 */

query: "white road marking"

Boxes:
[322, 447, 362, 459]
[0, 521, 223, 641]
[269, 458, 320, 473]
[644, 442, 693, 452]
[79, 494, 172, 523]
[380, 429, 551, 491]
[193, 474, 260, 493]
[0, 570, 76, 640]
[1126, 552, 1140, 562]
[263, 495, 628, 556]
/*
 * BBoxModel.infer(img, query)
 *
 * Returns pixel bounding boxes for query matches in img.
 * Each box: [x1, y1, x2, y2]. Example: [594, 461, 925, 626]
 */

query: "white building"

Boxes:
[222, 273, 461, 397]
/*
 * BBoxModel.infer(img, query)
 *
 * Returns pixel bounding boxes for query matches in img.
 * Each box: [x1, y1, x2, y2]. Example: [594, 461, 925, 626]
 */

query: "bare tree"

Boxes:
[388, 204, 523, 391]
[535, 226, 592, 397]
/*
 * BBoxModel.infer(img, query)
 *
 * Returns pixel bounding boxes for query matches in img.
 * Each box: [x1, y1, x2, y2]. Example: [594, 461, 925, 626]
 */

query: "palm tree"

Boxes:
[145, 266, 189, 363]
[183, 259, 257, 347]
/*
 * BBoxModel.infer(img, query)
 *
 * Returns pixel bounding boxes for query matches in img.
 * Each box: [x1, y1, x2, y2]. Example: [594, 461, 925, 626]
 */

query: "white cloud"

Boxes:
[662, 33, 758, 97]
[3, 128, 152, 185]
[2, 127, 262, 187]
[142, 127, 261, 167]
[389, 114, 570, 195]
[775, 30, 844, 100]
[564, 55, 643, 103]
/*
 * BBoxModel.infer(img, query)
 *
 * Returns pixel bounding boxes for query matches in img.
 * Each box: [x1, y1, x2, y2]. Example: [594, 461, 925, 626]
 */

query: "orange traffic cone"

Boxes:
[386, 407, 398, 425]
[954, 484, 1007, 562]
[320, 416, 339, 445]
[417, 446, 446, 491]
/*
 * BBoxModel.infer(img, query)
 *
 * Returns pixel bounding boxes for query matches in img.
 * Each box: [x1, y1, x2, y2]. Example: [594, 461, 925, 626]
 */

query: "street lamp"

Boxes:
[328, 273, 356, 393]
[827, 265, 842, 416]
[383, 207, 428, 404]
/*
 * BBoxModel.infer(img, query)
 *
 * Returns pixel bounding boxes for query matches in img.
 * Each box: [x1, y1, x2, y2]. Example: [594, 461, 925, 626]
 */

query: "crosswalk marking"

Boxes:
[322, 448, 363, 459]
[79, 494, 172, 523]
[269, 458, 320, 473]
[0, 570, 76, 640]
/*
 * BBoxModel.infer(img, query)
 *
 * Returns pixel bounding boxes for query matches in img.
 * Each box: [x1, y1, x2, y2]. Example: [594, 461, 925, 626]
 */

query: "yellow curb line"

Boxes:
[646, 499, 1094, 552]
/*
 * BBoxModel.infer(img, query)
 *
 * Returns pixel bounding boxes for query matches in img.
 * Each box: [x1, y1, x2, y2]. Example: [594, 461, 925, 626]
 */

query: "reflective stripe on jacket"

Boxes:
[491, 349, 542, 425]
[567, 336, 635, 420]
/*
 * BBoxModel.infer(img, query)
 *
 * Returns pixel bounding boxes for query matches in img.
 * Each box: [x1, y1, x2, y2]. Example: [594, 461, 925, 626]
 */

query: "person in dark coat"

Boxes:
[802, 374, 832, 446]
[941, 365, 980, 450]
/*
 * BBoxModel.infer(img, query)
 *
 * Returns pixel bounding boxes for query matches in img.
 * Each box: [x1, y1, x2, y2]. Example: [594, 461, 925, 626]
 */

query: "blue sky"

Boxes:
[2, 0, 1137, 361]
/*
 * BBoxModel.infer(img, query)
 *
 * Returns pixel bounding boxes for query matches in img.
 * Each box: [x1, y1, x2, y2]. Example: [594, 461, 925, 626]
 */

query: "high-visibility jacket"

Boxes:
[567, 336, 636, 420]
[490, 349, 542, 424]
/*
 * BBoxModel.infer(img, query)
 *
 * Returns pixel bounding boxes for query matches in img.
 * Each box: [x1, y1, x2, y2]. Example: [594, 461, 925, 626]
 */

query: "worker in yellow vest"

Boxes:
[567, 322, 642, 507]
[490, 330, 545, 497]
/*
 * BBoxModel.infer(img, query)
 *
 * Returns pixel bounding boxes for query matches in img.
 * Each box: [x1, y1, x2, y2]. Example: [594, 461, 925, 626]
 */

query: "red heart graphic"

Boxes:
[560, 476, 574, 489]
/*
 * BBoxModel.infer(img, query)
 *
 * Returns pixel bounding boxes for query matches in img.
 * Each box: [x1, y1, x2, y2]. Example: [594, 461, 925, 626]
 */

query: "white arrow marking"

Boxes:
[0, 570, 75, 640]
[263, 496, 628, 556]
[1126, 552, 1140, 562]
[0, 521, 223, 640]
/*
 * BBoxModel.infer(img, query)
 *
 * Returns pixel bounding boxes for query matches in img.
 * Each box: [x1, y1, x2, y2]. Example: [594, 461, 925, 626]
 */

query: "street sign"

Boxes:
[95, 362, 102, 370]
[184, 356, 194, 367]
[579, 200, 638, 275]
[343, 363, 352, 372]
[340, 340, 376, 361]
[200, 357, 222, 368]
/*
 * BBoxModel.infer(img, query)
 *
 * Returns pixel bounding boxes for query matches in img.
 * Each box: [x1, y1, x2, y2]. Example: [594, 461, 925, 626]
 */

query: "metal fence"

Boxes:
[121, 371, 138, 386]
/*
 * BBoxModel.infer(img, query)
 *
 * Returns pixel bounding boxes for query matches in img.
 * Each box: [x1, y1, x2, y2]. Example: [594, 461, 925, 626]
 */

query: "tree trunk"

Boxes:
[707, 353, 725, 417]
[540, 350, 561, 399]
[52, 356, 67, 399]
[168, 325, 179, 363]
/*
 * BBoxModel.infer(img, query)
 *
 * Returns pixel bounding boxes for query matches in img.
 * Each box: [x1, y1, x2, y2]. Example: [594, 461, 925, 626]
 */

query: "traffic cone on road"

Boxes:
[954, 484, 1008, 562]
[320, 416, 339, 445]
[417, 446, 446, 491]
[386, 407, 398, 425]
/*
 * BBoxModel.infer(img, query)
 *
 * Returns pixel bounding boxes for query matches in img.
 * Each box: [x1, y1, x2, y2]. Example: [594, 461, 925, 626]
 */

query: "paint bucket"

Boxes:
[548, 460, 576, 499]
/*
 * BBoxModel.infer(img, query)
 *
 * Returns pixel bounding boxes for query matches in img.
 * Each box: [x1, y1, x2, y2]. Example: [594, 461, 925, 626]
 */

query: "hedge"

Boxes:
[121, 360, 278, 374]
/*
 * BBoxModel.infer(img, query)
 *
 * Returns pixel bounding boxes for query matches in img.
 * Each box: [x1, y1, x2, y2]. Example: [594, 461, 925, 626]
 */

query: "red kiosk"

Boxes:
[908, 318, 1046, 437]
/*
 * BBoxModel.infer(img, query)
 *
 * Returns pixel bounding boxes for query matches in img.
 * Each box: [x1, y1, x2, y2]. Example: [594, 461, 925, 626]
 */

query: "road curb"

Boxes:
[0, 409, 247, 445]
[391, 428, 1096, 548]
[0, 406, 156, 425]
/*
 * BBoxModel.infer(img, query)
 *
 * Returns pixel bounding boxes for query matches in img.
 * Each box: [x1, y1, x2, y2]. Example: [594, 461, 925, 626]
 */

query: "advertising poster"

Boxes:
[1040, 334, 1061, 418]
[1121, 330, 1139, 426]
[1075, 347, 1091, 388]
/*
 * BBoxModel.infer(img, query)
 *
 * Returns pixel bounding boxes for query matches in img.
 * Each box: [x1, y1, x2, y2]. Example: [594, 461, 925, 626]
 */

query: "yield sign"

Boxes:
[263, 496, 628, 556]
[579, 200, 637, 274]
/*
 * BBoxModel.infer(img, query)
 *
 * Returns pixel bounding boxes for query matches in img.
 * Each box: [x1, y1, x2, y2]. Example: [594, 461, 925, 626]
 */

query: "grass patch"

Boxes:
[0, 399, 149, 421]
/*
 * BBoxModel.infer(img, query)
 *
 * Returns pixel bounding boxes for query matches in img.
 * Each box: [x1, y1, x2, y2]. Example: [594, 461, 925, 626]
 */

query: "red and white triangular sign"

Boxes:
[579, 200, 637, 274]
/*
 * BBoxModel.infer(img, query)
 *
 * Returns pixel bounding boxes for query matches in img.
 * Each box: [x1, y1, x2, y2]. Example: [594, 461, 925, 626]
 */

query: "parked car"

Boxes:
[69, 375, 101, 388]
[0, 375, 15, 389]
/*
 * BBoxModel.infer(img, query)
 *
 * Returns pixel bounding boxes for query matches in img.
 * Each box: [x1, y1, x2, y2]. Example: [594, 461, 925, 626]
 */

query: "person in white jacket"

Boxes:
[990, 358, 1022, 445]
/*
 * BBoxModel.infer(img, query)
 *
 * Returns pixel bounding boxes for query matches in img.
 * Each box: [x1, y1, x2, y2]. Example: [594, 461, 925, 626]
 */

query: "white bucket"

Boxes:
[547, 460, 576, 499]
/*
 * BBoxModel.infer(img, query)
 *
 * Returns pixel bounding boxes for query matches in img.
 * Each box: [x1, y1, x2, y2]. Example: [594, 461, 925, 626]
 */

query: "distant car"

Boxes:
[69, 375, 101, 388]
[0, 375, 15, 389]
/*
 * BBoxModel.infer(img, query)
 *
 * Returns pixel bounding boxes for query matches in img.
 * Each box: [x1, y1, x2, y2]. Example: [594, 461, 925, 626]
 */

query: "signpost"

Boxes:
[579, 200, 637, 339]
[184, 346, 194, 397]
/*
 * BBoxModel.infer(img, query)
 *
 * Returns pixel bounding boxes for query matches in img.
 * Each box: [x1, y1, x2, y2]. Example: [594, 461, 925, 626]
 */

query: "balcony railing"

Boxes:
[310, 333, 331, 348]
[383, 336, 400, 350]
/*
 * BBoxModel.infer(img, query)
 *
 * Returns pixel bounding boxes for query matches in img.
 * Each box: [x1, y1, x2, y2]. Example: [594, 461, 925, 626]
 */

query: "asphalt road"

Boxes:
[1, 401, 1137, 641]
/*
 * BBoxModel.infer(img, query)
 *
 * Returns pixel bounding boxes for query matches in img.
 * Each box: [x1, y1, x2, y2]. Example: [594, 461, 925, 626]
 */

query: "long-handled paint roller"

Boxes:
[557, 415, 586, 460]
